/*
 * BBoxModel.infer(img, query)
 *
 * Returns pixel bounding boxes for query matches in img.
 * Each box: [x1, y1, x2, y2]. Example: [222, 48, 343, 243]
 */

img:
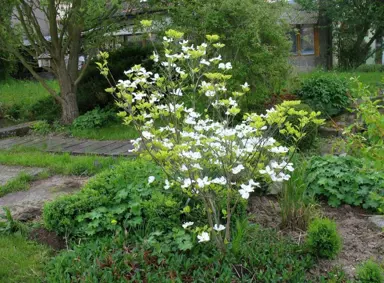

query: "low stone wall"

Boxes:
[0, 122, 36, 139]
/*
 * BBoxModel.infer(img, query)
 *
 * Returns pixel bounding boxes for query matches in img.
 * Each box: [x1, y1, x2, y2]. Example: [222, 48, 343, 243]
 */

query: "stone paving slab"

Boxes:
[0, 165, 45, 186]
[0, 175, 88, 221]
[0, 136, 135, 156]
[0, 121, 35, 139]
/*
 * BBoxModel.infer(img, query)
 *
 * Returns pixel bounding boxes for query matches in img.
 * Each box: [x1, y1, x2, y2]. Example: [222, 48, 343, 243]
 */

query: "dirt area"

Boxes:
[0, 175, 88, 221]
[29, 227, 67, 250]
[248, 196, 384, 280]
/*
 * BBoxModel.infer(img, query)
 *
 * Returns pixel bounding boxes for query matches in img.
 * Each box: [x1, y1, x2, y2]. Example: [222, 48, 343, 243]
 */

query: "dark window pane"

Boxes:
[301, 25, 315, 55]
[290, 30, 297, 54]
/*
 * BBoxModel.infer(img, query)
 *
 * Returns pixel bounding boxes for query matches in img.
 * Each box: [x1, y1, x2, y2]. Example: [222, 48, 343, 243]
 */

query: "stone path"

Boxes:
[0, 170, 88, 221]
[0, 165, 45, 186]
[0, 136, 135, 156]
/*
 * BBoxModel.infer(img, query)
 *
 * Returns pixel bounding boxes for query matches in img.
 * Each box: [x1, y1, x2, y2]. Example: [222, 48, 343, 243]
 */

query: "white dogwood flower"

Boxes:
[148, 176, 155, 184]
[200, 59, 211, 66]
[218, 62, 232, 70]
[197, 232, 210, 243]
[232, 164, 245, 175]
[164, 179, 171, 190]
[142, 131, 154, 139]
[211, 176, 227, 185]
[213, 224, 226, 231]
[182, 222, 194, 229]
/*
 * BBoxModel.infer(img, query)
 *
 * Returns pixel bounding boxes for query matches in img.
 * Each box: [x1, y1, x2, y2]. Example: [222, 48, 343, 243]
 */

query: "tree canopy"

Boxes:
[0, 0, 145, 124]
[297, 0, 384, 69]
[162, 0, 292, 110]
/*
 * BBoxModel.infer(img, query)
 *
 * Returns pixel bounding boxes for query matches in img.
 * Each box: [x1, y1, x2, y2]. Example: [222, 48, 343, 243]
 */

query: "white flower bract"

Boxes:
[197, 231, 210, 243]
[213, 224, 226, 231]
[182, 222, 194, 229]
[148, 176, 155, 184]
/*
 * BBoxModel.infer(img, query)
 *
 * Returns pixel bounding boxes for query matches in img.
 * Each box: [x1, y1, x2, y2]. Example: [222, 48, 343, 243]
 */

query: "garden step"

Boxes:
[0, 121, 36, 139]
[0, 136, 135, 156]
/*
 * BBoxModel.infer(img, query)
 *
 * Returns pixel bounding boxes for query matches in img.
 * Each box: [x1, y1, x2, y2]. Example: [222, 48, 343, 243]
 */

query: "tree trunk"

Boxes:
[58, 69, 79, 124]
[60, 91, 79, 125]
[56, 57, 80, 125]
[376, 35, 383, 65]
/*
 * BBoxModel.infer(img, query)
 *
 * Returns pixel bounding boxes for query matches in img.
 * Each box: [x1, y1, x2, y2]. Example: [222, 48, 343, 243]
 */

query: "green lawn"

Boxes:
[0, 79, 58, 107]
[0, 235, 50, 282]
[69, 122, 139, 140]
[0, 149, 125, 176]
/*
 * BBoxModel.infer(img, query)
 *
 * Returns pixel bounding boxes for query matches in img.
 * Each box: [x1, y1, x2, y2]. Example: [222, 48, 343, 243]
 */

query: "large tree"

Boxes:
[160, 0, 292, 111]
[0, 0, 144, 124]
[297, 0, 384, 69]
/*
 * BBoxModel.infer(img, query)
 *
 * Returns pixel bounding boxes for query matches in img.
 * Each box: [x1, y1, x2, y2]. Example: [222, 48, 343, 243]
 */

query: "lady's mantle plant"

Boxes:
[98, 23, 324, 252]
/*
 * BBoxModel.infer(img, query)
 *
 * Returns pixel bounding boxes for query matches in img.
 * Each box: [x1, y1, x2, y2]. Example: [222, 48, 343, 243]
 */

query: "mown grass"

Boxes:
[0, 79, 58, 107]
[0, 235, 50, 282]
[69, 121, 139, 140]
[0, 149, 125, 176]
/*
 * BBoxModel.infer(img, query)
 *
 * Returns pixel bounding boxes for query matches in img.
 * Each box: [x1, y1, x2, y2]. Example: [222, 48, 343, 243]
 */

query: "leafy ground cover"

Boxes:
[0, 148, 124, 176]
[45, 225, 313, 282]
[0, 235, 50, 282]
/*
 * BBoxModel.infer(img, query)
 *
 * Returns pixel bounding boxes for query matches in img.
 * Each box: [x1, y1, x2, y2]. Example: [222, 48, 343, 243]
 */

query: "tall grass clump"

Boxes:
[279, 159, 319, 230]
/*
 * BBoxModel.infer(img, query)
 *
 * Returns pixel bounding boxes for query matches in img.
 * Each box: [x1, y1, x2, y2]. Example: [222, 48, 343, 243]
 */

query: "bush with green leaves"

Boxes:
[306, 218, 342, 259]
[275, 103, 319, 150]
[3, 95, 60, 122]
[43, 160, 199, 238]
[306, 155, 384, 212]
[166, 0, 292, 112]
[344, 78, 384, 172]
[355, 64, 384, 73]
[71, 107, 116, 130]
[76, 44, 154, 114]
[356, 260, 384, 283]
[0, 50, 16, 80]
[45, 224, 313, 282]
[31, 120, 51, 135]
[98, 27, 324, 252]
[297, 75, 350, 117]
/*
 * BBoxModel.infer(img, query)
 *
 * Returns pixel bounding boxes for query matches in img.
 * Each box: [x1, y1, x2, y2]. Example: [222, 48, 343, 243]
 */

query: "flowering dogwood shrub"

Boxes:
[98, 26, 324, 251]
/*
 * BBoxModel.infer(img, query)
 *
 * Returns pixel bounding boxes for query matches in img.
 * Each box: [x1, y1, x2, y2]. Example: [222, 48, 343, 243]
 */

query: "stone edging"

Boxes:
[0, 122, 36, 139]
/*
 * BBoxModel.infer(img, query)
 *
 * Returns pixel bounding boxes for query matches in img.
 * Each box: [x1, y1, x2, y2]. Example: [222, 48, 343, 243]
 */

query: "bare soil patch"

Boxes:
[29, 227, 66, 251]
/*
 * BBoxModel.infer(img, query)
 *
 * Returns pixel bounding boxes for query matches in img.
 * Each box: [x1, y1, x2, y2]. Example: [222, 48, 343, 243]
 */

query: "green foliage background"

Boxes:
[166, 0, 292, 111]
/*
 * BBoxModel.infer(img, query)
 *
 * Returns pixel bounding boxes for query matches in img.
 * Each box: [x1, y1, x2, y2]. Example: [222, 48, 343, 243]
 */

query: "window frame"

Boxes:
[290, 24, 319, 56]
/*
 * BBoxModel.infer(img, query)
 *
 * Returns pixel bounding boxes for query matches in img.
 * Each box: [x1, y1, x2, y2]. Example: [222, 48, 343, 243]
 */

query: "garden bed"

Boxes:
[248, 196, 384, 280]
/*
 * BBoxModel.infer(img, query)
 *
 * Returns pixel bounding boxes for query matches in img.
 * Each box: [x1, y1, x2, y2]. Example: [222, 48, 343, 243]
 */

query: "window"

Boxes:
[290, 31, 298, 54]
[290, 24, 317, 55]
[300, 25, 315, 55]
